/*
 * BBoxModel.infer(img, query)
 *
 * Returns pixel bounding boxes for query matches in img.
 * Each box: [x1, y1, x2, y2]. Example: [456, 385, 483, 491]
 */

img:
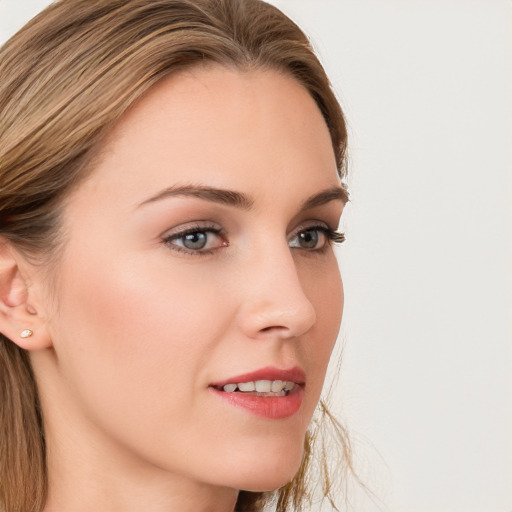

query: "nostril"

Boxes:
[258, 325, 296, 336]
[262, 324, 289, 331]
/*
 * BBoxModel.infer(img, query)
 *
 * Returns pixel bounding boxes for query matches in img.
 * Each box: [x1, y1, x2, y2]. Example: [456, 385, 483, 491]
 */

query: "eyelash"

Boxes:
[162, 224, 345, 256]
[316, 226, 346, 245]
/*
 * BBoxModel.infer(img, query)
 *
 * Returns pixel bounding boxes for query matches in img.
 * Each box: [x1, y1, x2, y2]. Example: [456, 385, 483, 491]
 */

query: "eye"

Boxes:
[162, 225, 227, 254]
[288, 225, 345, 250]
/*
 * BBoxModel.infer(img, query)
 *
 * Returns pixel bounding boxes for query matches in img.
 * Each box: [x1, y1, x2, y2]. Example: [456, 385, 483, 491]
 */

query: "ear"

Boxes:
[0, 239, 52, 350]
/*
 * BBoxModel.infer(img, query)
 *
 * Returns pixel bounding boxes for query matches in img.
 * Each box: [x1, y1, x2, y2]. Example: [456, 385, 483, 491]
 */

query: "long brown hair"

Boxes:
[0, 1, 351, 511]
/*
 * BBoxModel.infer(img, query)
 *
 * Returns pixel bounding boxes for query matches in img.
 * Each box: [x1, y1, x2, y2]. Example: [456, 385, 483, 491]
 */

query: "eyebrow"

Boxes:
[138, 184, 254, 210]
[137, 183, 347, 211]
[300, 186, 348, 210]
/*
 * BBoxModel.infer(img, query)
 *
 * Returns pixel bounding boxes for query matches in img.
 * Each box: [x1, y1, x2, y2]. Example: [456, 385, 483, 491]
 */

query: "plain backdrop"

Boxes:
[1, 2, 511, 512]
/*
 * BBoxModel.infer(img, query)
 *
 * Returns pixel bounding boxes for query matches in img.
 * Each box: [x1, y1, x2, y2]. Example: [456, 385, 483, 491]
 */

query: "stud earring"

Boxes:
[20, 329, 33, 338]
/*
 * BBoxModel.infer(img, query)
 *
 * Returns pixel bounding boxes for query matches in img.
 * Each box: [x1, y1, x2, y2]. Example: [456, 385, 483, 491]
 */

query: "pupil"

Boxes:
[300, 230, 318, 248]
[183, 232, 207, 249]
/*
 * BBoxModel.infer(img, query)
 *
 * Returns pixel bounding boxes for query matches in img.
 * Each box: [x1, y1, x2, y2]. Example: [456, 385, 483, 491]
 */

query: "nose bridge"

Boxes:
[237, 241, 317, 339]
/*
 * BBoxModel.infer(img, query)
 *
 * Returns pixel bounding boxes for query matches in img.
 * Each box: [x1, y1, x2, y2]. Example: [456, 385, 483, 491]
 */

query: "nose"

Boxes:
[235, 245, 317, 340]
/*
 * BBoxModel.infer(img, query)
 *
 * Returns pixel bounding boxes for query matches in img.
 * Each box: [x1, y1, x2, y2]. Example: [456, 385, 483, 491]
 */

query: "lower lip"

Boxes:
[209, 386, 304, 419]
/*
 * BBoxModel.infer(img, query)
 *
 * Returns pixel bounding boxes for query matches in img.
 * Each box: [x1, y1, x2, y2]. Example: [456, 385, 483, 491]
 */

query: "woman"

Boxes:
[0, 1, 351, 511]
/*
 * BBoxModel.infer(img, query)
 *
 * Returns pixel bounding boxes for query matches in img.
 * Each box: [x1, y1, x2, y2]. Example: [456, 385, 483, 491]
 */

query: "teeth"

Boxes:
[238, 381, 255, 392]
[271, 380, 284, 392]
[255, 380, 272, 392]
[221, 380, 296, 394]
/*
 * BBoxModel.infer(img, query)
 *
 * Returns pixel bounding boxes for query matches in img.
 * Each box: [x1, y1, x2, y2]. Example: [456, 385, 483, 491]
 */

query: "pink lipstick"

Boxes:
[209, 366, 306, 419]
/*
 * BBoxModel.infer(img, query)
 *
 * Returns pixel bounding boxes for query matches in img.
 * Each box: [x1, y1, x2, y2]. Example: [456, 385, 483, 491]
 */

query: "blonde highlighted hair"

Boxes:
[0, 1, 351, 511]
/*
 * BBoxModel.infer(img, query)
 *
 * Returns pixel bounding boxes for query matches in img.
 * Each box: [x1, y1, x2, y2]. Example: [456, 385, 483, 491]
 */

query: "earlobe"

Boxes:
[0, 241, 52, 351]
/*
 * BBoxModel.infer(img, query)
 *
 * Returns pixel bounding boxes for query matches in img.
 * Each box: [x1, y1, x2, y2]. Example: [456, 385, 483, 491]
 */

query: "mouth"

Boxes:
[209, 366, 306, 419]
[212, 379, 298, 397]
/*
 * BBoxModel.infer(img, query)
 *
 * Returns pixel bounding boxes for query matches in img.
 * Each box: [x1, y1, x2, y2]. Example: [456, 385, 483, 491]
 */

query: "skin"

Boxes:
[10, 67, 345, 512]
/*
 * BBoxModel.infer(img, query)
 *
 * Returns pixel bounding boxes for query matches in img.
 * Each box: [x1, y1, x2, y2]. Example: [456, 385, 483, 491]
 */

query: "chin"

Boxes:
[220, 440, 305, 493]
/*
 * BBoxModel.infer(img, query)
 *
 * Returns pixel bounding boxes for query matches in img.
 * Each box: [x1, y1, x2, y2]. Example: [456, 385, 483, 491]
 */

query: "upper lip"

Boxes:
[210, 366, 306, 388]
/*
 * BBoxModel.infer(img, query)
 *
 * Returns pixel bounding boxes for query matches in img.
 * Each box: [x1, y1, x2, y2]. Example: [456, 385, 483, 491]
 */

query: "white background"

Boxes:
[1, 1, 511, 512]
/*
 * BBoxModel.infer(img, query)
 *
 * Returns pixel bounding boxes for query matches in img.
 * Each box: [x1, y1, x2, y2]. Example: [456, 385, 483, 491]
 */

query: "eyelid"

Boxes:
[160, 220, 222, 238]
[288, 220, 330, 238]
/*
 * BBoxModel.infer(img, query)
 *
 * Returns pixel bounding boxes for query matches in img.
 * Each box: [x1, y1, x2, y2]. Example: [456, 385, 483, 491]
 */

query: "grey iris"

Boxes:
[299, 229, 318, 249]
[183, 232, 207, 249]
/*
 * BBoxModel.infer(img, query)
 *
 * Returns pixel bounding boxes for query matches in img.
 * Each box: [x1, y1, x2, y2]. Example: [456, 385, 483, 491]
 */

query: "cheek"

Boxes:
[300, 254, 343, 393]
[51, 247, 224, 429]
[56, 241, 220, 341]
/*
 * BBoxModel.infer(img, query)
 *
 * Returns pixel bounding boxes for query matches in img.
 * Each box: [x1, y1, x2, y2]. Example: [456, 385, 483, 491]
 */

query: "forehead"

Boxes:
[71, 65, 339, 211]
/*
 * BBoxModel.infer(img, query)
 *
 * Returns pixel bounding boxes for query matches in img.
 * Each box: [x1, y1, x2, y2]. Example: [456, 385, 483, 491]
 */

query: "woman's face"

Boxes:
[38, 66, 345, 493]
